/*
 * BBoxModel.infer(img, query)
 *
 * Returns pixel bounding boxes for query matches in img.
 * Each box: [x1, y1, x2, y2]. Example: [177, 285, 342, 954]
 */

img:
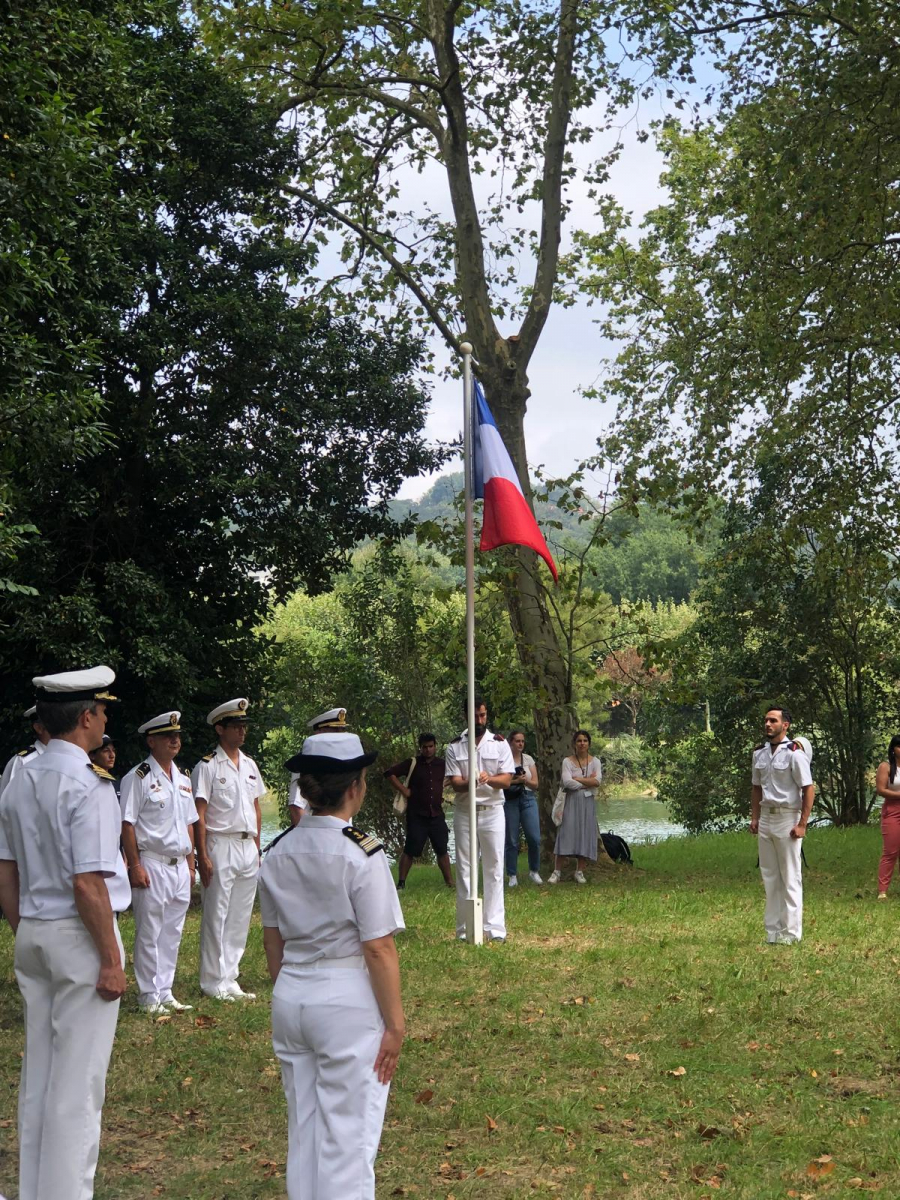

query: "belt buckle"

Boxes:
[169, 857, 178, 866]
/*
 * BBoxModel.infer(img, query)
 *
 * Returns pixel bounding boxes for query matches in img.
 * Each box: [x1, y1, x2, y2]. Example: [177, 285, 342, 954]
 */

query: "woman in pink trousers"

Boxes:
[876, 735, 900, 899]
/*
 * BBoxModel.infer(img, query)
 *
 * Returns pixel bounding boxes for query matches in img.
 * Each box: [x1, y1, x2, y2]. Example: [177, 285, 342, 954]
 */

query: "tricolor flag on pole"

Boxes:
[472, 379, 559, 581]
[458, 343, 556, 946]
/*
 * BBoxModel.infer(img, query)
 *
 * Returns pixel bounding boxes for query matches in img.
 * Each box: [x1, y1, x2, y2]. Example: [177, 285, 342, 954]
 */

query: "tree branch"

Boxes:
[519, 0, 582, 360]
[280, 182, 461, 352]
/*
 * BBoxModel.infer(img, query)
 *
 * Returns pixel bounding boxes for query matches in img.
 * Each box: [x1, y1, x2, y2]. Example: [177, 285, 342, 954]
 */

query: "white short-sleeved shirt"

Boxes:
[0, 740, 47, 798]
[288, 773, 307, 812]
[191, 746, 265, 834]
[751, 739, 813, 807]
[0, 738, 131, 917]
[561, 755, 603, 791]
[120, 756, 198, 858]
[444, 729, 516, 806]
[258, 814, 404, 963]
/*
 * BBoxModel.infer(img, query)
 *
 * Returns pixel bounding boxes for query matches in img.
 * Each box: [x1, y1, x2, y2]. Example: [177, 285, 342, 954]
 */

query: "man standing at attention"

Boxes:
[750, 704, 815, 945]
[0, 705, 51, 797]
[192, 698, 266, 1001]
[385, 732, 453, 890]
[120, 711, 197, 1013]
[445, 696, 514, 942]
[0, 666, 129, 1200]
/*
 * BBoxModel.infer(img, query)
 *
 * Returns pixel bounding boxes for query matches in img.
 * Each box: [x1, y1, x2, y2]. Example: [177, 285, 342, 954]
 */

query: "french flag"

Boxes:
[473, 380, 558, 581]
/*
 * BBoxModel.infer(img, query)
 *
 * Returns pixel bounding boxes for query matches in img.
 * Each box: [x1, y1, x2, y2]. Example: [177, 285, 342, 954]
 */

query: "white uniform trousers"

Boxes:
[199, 833, 258, 995]
[758, 807, 803, 943]
[453, 803, 506, 939]
[131, 856, 191, 1005]
[14, 915, 124, 1200]
[271, 959, 389, 1200]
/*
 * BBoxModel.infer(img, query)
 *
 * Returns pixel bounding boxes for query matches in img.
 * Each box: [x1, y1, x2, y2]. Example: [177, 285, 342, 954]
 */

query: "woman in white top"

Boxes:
[504, 731, 543, 886]
[549, 729, 602, 884]
[258, 731, 405, 1200]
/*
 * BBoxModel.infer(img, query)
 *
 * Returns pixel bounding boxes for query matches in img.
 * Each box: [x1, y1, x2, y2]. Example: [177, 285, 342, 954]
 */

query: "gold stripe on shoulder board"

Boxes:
[342, 827, 384, 856]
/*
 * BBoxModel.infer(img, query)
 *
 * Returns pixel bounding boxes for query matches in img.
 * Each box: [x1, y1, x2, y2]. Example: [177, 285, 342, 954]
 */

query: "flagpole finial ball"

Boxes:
[459, 341, 473, 355]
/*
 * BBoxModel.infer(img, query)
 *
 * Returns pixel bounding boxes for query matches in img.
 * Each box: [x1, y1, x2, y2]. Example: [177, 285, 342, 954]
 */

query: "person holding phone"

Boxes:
[503, 730, 542, 886]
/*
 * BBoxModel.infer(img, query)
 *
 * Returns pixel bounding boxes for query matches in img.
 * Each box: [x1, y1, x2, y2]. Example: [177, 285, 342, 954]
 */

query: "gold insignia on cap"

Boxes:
[170, 713, 177, 724]
[238, 699, 248, 711]
[338, 709, 346, 724]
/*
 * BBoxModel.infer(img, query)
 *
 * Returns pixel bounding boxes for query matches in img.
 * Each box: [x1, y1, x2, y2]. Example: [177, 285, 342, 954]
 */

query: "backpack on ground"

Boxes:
[600, 830, 632, 864]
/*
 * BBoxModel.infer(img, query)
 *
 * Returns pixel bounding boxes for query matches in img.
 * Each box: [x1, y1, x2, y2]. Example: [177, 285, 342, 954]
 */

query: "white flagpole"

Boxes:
[460, 342, 483, 945]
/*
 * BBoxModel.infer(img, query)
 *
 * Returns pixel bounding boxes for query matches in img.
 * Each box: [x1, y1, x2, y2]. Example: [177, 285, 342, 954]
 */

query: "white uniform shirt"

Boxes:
[288, 773, 307, 812]
[444, 729, 516, 806]
[751, 739, 813, 807]
[0, 738, 130, 917]
[191, 747, 265, 834]
[120, 756, 198, 858]
[0, 740, 47, 798]
[258, 814, 404, 963]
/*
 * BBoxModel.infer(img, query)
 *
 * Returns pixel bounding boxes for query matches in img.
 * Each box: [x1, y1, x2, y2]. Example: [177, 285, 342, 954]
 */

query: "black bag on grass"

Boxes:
[600, 830, 632, 864]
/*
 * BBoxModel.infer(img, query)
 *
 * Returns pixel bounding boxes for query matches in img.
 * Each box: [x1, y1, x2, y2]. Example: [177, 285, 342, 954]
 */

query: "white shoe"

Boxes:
[529, 871, 544, 885]
[508, 875, 518, 888]
[548, 870, 561, 884]
[139, 1002, 169, 1015]
[205, 990, 236, 1002]
[574, 870, 587, 884]
[228, 986, 257, 1001]
[163, 997, 193, 1012]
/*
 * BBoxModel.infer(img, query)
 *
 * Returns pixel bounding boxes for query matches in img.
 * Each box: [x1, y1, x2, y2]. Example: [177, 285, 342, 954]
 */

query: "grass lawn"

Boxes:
[1, 826, 898, 1198]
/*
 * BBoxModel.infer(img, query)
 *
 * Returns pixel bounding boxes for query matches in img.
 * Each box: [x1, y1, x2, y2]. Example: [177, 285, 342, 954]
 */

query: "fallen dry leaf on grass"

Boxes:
[486, 1115, 498, 1132]
[806, 1155, 835, 1178]
[667, 1066, 687, 1077]
[624, 1053, 640, 1062]
[415, 1089, 434, 1105]
[697, 1124, 722, 1139]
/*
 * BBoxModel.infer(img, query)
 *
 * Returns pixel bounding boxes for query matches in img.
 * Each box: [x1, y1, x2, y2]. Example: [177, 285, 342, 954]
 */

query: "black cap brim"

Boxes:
[284, 751, 377, 774]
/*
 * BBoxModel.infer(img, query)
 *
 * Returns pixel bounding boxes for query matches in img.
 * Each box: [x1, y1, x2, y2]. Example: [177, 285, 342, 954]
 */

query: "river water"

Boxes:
[259, 791, 684, 849]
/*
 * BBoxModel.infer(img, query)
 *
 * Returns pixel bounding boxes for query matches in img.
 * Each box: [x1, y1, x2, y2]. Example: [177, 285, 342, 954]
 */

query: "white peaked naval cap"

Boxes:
[23, 705, 37, 719]
[32, 666, 118, 703]
[207, 698, 250, 725]
[307, 706, 348, 730]
[284, 731, 377, 773]
[139, 711, 182, 735]
[793, 736, 813, 763]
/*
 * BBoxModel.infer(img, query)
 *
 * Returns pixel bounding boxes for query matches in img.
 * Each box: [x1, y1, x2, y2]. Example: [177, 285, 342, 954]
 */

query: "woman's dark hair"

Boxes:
[572, 728, 592, 746]
[888, 736, 900, 785]
[297, 768, 364, 812]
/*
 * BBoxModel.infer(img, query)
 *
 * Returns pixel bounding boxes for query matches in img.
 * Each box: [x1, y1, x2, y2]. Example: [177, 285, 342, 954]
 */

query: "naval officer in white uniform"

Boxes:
[192, 697, 266, 1000]
[120, 711, 198, 1013]
[259, 730, 405, 1200]
[750, 705, 815, 944]
[445, 694, 515, 942]
[0, 705, 50, 798]
[287, 706, 349, 826]
[0, 666, 130, 1200]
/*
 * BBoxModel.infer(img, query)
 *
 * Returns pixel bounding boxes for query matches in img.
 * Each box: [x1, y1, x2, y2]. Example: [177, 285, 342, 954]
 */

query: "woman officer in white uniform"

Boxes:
[258, 731, 405, 1200]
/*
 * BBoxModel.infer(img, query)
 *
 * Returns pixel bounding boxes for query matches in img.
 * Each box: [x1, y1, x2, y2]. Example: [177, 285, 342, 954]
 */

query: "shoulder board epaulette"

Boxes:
[753, 742, 765, 752]
[202, 752, 215, 763]
[342, 826, 384, 856]
[788, 741, 800, 751]
[263, 825, 295, 854]
[178, 763, 192, 776]
[136, 762, 151, 779]
[493, 733, 506, 741]
[17, 747, 35, 758]
[89, 763, 116, 783]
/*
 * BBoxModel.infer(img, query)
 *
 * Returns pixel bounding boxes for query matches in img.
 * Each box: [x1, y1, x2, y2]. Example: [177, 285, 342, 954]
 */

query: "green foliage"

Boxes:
[0, 2, 443, 765]
[655, 731, 747, 834]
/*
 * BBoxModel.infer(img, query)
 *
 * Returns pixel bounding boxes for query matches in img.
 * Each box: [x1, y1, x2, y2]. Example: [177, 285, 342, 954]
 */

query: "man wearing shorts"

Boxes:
[385, 733, 453, 890]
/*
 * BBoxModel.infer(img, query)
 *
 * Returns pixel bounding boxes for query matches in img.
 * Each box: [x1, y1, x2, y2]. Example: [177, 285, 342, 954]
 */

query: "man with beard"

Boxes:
[750, 705, 815, 945]
[444, 696, 514, 942]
